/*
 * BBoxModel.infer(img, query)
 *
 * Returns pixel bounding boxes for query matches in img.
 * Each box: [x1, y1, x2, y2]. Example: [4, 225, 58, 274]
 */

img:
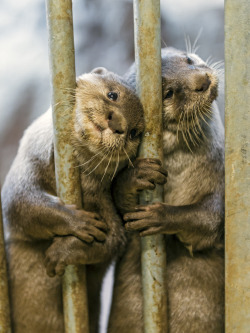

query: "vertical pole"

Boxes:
[133, 1, 167, 332]
[0, 193, 11, 333]
[225, 1, 250, 332]
[45, 1, 89, 332]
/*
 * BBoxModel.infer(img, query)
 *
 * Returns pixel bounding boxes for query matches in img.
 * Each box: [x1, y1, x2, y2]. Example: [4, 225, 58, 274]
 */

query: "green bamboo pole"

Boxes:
[45, 1, 89, 332]
[133, 1, 167, 332]
[225, 1, 250, 332]
[0, 193, 11, 333]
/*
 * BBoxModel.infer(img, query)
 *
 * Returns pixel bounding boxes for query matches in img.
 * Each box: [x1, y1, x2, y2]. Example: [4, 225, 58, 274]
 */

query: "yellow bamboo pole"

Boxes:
[0, 193, 11, 333]
[133, 0, 167, 332]
[225, 0, 250, 332]
[45, 1, 89, 332]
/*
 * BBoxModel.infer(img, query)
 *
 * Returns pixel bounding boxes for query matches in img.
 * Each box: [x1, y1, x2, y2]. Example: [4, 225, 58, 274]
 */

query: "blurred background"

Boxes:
[0, 0, 224, 331]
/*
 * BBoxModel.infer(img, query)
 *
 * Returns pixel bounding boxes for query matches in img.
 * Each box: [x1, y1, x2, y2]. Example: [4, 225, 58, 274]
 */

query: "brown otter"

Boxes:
[1, 68, 144, 333]
[108, 47, 224, 332]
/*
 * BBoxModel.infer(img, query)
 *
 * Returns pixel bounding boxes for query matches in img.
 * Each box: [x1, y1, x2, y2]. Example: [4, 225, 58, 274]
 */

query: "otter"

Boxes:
[108, 47, 224, 333]
[1, 68, 144, 333]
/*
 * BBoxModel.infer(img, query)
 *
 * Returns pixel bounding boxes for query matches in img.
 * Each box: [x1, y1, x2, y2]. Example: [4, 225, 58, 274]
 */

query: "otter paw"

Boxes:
[131, 158, 168, 191]
[44, 239, 68, 277]
[124, 203, 179, 236]
[63, 206, 108, 243]
[44, 236, 87, 277]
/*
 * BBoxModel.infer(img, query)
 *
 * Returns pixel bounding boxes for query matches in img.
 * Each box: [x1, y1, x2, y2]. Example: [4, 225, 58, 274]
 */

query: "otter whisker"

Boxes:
[202, 102, 213, 116]
[192, 28, 202, 54]
[182, 128, 193, 153]
[176, 115, 182, 142]
[192, 125, 203, 145]
[200, 108, 213, 123]
[214, 70, 225, 84]
[111, 151, 120, 181]
[181, 111, 193, 153]
[161, 38, 168, 48]
[185, 34, 192, 54]
[210, 60, 224, 70]
[191, 108, 202, 145]
[75, 149, 104, 168]
[85, 149, 110, 176]
[80, 148, 108, 174]
[194, 107, 208, 141]
[215, 69, 225, 77]
[186, 110, 198, 147]
[202, 105, 213, 120]
[205, 55, 213, 67]
[101, 148, 115, 183]
[194, 107, 204, 138]
[193, 116, 203, 144]
[123, 147, 134, 168]
[176, 106, 185, 142]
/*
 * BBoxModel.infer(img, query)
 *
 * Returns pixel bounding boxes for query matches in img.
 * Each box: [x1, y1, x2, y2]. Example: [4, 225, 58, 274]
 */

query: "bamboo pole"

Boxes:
[133, 1, 167, 332]
[225, 1, 250, 332]
[45, 1, 89, 332]
[0, 193, 11, 333]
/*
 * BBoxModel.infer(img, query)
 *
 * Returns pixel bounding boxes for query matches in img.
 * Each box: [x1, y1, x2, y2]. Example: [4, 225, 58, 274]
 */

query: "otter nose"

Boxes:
[108, 112, 125, 135]
[195, 75, 211, 92]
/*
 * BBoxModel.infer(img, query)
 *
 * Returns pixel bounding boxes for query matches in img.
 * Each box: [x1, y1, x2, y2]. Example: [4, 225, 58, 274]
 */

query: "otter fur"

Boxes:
[108, 48, 224, 333]
[1, 68, 144, 333]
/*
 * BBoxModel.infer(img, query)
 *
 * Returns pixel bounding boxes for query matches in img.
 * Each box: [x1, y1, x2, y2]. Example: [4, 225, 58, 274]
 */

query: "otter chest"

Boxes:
[163, 150, 204, 206]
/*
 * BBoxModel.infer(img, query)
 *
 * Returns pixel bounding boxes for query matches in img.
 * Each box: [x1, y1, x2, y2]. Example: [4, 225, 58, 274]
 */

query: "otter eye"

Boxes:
[164, 90, 174, 99]
[129, 129, 137, 140]
[107, 92, 118, 101]
[187, 57, 193, 65]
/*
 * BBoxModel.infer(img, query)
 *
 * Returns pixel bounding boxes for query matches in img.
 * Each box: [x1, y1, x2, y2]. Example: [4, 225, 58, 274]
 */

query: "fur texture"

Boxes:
[108, 48, 224, 333]
[2, 69, 144, 333]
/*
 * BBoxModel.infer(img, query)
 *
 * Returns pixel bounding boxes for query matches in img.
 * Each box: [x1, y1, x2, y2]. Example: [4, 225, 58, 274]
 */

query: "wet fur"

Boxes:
[2, 70, 144, 333]
[108, 48, 224, 332]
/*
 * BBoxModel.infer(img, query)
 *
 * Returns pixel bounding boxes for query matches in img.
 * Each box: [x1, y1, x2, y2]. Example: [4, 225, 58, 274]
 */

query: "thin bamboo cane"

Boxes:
[133, 1, 168, 332]
[45, 1, 89, 332]
[225, 1, 250, 332]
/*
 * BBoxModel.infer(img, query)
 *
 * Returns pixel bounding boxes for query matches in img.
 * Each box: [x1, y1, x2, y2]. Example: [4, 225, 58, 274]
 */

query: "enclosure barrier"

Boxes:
[225, 0, 250, 332]
[133, 0, 168, 332]
[0, 194, 11, 333]
[45, 1, 89, 332]
[0, 1, 248, 332]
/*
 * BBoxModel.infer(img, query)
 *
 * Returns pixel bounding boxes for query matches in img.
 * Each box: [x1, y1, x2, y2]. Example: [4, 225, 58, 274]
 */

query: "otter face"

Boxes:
[161, 48, 219, 133]
[73, 71, 144, 169]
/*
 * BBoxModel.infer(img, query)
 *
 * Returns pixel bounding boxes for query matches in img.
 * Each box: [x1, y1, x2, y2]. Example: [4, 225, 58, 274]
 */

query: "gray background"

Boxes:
[0, 0, 224, 185]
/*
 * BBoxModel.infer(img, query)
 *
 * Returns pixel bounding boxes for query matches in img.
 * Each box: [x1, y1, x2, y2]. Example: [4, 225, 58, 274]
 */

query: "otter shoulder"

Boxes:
[17, 109, 54, 165]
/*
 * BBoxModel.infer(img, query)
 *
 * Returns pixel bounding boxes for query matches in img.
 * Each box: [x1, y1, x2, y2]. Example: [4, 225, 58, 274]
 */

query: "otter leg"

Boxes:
[108, 234, 143, 333]
[7, 189, 107, 243]
[166, 247, 224, 333]
[108, 236, 224, 333]
[124, 192, 224, 252]
[7, 241, 64, 333]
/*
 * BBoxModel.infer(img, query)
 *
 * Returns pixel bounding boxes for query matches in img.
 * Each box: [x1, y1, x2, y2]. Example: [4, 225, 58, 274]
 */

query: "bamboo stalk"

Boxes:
[45, 1, 89, 332]
[133, 1, 167, 332]
[0, 193, 11, 333]
[225, 1, 250, 332]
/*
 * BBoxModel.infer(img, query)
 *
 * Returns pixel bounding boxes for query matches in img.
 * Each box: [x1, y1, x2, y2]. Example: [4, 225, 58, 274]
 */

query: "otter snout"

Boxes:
[107, 111, 126, 135]
[194, 74, 211, 92]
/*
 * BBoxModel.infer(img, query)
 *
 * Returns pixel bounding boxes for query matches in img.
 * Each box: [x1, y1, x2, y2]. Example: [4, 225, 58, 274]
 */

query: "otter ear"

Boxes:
[91, 67, 109, 75]
[76, 74, 85, 86]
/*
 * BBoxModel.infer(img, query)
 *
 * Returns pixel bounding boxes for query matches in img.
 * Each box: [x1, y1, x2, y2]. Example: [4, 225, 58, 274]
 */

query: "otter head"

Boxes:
[72, 68, 144, 178]
[161, 47, 219, 137]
